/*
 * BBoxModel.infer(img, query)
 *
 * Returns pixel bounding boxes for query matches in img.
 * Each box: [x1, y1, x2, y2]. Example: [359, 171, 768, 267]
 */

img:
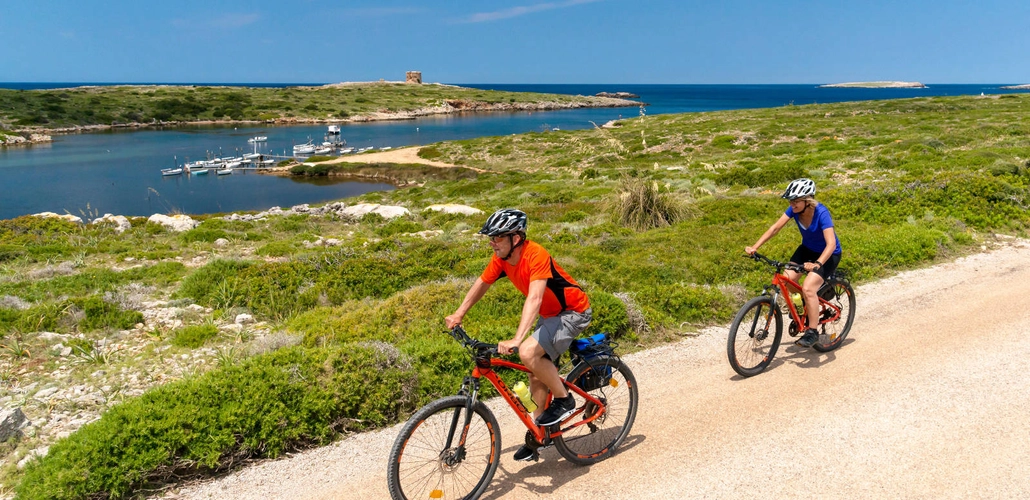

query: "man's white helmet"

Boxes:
[781, 178, 816, 200]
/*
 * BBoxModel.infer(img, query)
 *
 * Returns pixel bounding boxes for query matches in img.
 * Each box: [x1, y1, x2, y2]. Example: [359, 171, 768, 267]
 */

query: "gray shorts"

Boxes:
[532, 308, 593, 360]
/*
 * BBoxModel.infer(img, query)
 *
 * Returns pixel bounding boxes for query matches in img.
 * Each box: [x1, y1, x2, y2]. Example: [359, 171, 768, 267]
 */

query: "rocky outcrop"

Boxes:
[424, 204, 482, 216]
[92, 214, 132, 233]
[32, 212, 83, 224]
[1000, 84, 1030, 89]
[147, 214, 199, 232]
[595, 92, 640, 98]
[1, 132, 52, 147]
[340, 203, 410, 219]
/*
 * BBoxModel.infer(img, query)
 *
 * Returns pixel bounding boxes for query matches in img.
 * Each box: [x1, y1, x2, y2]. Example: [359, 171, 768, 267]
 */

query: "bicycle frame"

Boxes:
[466, 356, 609, 447]
[768, 269, 842, 329]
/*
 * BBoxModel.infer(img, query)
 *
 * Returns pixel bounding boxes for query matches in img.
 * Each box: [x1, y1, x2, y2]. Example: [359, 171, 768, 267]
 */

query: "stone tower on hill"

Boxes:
[405, 71, 422, 84]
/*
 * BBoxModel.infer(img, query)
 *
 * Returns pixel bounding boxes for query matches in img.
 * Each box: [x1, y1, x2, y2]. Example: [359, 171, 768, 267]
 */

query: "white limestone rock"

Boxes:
[341, 203, 410, 220]
[32, 212, 83, 224]
[92, 214, 131, 233]
[424, 204, 483, 216]
[148, 214, 199, 232]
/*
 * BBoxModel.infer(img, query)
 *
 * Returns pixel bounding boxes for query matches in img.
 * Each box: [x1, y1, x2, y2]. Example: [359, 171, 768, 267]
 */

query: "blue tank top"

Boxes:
[785, 203, 842, 255]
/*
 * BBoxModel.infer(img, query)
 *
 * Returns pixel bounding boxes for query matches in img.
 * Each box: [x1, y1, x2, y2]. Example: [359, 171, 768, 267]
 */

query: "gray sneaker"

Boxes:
[796, 328, 819, 348]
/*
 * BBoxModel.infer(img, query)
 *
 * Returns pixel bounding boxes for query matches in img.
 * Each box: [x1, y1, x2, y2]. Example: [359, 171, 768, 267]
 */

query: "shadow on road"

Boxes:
[481, 433, 646, 498]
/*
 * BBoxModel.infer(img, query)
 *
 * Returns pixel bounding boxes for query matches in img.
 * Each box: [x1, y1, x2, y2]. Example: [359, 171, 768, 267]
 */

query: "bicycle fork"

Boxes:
[442, 377, 481, 466]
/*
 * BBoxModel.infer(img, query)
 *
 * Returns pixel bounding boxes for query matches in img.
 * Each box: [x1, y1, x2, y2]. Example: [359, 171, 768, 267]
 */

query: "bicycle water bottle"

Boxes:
[512, 381, 537, 412]
[791, 293, 804, 316]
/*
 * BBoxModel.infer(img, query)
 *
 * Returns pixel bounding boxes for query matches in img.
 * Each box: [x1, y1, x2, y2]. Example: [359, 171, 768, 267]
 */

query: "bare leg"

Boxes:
[802, 272, 824, 330]
[519, 336, 568, 416]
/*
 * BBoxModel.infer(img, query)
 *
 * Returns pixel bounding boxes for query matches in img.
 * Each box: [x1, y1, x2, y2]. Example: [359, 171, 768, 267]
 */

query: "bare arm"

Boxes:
[445, 278, 492, 329]
[746, 214, 792, 254]
[498, 279, 546, 354]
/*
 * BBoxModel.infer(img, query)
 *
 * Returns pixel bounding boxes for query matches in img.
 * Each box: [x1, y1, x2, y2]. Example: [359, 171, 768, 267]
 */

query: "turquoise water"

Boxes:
[1, 83, 1025, 220]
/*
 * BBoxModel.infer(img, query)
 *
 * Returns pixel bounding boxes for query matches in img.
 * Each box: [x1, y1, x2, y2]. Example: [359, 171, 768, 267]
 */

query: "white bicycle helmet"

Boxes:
[479, 208, 528, 237]
[781, 178, 816, 200]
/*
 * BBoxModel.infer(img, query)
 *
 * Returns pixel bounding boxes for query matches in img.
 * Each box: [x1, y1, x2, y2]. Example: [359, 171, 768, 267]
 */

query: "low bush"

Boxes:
[170, 323, 219, 348]
[16, 343, 419, 499]
[608, 177, 694, 231]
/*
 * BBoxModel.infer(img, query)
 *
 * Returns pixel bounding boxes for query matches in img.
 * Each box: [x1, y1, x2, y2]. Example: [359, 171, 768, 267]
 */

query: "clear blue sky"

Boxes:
[2, 0, 1028, 84]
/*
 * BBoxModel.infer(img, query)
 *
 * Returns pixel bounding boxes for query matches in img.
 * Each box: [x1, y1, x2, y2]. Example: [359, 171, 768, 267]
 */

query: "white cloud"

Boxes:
[459, 0, 602, 24]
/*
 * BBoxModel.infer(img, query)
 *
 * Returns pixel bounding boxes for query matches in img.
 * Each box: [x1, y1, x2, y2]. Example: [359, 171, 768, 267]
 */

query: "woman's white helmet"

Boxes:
[781, 178, 816, 200]
[479, 208, 528, 237]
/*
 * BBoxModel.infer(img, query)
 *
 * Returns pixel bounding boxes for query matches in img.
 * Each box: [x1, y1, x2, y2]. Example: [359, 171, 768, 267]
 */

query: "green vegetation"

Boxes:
[4, 94, 1030, 498]
[0, 83, 626, 129]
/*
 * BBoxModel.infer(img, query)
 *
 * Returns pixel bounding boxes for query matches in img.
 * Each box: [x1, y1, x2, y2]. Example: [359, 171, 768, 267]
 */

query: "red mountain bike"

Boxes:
[387, 326, 638, 500]
[727, 253, 856, 377]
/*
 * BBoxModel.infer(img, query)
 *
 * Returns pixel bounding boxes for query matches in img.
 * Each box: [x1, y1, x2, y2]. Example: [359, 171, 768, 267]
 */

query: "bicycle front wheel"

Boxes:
[814, 278, 856, 352]
[727, 295, 783, 377]
[555, 355, 638, 465]
[387, 395, 501, 500]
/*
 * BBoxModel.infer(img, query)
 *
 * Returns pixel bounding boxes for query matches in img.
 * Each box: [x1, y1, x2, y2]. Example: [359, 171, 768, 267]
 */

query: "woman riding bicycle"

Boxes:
[745, 178, 842, 348]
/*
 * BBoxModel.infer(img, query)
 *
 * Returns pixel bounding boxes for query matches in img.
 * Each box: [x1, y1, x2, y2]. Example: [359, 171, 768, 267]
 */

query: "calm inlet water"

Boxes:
[0, 83, 1024, 220]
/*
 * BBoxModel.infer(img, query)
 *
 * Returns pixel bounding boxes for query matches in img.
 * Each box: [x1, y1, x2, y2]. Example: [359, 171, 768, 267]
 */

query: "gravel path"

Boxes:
[165, 241, 1030, 499]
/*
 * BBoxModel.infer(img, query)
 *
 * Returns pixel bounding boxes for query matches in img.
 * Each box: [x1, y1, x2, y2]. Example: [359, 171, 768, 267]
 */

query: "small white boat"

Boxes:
[314, 146, 333, 155]
[327, 125, 341, 135]
[243, 153, 261, 159]
[293, 140, 315, 155]
[216, 168, 233, 175]
[161, 168, 183, 176]
[248, 136, 268, 143]
[191, 168, 210, 176]
[258, 159, 276, 165]
[340, 147, 355, 154]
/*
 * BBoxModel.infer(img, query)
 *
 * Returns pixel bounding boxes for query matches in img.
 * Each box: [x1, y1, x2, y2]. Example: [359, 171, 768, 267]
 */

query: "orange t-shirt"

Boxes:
[480, 240, 590, 318]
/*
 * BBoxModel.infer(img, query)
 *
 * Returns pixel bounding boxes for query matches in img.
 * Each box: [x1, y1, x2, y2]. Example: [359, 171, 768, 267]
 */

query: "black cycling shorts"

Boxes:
[789, 245, 841, 280]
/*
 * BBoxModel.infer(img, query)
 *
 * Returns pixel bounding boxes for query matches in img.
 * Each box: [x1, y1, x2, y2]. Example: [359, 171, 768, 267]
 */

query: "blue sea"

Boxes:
[0, 83, 1025, 220]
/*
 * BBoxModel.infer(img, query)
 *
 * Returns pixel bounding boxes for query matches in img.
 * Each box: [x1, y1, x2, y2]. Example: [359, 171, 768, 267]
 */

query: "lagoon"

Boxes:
[1, 83, 1024, 220]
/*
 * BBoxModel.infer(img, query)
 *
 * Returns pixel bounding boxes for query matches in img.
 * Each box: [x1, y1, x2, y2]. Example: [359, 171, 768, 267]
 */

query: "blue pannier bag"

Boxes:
[569, 333, 615, 391]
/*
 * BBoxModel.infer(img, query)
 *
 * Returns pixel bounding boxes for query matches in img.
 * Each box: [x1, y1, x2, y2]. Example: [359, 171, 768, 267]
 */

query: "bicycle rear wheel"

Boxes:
[813, 278, 856, 352]
[727, 295, 783, 377]
[555, 356, 638, 465]
[387, 395, 501, 500]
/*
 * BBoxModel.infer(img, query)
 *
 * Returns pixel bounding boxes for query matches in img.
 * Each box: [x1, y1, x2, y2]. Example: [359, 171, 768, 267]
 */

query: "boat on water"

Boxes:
[216, 168, 233, 175]
[191, 168, 210, 176]
[293, 140, 316, 155]
[161, 168, 183, 176]
[248, 136, 268, 143]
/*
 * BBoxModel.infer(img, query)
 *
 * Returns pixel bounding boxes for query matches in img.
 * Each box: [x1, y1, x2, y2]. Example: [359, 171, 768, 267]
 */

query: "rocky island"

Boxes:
[1000, 84, 1030, 89]
[596, 91, 640, 98]
[818, 81, 927, 88]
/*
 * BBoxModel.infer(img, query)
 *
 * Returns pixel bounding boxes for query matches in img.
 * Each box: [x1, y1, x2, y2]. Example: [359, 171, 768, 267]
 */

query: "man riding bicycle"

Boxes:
[745, 178, 842, 348]
[445, 208, 593, 461]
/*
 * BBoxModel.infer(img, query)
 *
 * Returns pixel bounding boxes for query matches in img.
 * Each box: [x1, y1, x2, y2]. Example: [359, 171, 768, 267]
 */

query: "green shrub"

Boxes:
[179, 227, 229, 244]
[74, 296, 144, 332]
[16, 343, 418, 499]
[170, 323, 219, 348]
[175, 260, 253, 306]
[256, 240, 296, 257]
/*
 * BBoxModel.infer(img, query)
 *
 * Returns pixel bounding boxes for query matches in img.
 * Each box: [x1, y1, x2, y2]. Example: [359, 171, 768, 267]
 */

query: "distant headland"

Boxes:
[1000, 84, 1030, 89]
[818, 81, 927, 89]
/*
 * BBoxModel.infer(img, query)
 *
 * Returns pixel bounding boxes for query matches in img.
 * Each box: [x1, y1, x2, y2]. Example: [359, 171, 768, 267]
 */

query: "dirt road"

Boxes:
[169, 241, 1030, 499]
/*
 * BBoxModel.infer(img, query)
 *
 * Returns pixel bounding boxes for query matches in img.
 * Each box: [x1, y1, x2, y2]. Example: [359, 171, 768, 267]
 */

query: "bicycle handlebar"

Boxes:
[747, 252, 805, 273]
[448, 326, 518, 355]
